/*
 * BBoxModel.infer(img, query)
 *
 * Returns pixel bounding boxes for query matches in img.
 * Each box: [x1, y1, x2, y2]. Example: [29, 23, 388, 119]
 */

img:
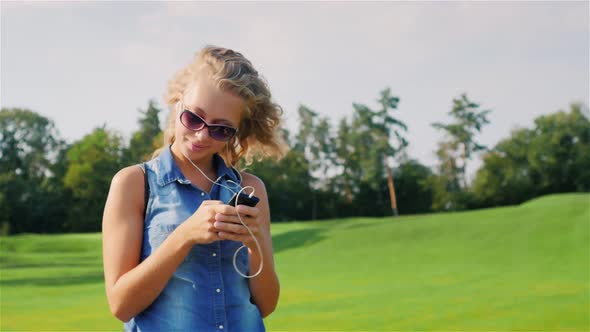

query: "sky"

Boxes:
[1, 1, 588, 176]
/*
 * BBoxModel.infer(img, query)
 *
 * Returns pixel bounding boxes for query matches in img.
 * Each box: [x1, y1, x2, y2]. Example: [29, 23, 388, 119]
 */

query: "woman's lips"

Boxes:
[190, 142, 209, 151]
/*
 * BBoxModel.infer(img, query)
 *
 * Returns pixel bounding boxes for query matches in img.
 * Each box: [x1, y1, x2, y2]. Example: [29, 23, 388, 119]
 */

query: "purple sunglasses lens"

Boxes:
[180, 111, 205, 130]
[180, 110, 236, 141]
[208, 126, 237, 141]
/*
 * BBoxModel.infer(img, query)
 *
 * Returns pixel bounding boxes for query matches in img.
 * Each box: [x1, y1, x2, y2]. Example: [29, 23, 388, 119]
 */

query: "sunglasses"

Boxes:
[179, 108, 238, 142]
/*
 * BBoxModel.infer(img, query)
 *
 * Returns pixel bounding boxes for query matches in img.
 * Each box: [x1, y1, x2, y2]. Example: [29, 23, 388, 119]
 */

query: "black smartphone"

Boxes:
[227, 192, 260, 207]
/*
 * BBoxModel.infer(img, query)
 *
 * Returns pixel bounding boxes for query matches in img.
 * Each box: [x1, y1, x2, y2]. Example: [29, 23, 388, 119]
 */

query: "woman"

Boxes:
[102, 46, 287, 331]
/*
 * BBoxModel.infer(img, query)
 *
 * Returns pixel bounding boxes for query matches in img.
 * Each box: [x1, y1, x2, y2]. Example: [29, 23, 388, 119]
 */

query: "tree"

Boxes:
[0, 108, 62, 180]
[527, 103, 590, 193]
[125, 100, 163, 164]
[64, 126, 125, 232]
[247, 148, 315, 221]
[393, 159, 433, 215]
[431, 94, 491, 211]
[294, 105, 337, 182]
[332, 88, 408, 216]
[0, 108, 66, 234]
[292, 105, 336, 218]
[332, 117, 357, 203]
[472, 103, 590, 207]
[471, 128, 536, 207]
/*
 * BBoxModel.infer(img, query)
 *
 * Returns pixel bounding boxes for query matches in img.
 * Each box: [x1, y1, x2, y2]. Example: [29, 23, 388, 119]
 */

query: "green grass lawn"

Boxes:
[1, 193, 588, 331]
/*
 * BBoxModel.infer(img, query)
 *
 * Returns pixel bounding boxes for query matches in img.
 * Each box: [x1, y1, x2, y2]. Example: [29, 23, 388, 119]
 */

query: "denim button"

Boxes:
[212, 252, 217, 257]
[216, 288, 221, 293]
[201, 192, 205, 196]
[218, 325, 224, 329]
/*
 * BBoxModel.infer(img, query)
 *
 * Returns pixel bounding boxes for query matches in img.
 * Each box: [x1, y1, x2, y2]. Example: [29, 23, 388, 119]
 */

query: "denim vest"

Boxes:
[124, 146, 265, 332]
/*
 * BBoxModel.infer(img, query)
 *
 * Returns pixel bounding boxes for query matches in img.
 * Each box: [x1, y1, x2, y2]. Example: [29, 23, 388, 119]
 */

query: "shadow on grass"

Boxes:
[0, 261, 101, 269]
[0, 272, 104, 287]
[342, 221, 386, 230]
[272, 227, 328, 253]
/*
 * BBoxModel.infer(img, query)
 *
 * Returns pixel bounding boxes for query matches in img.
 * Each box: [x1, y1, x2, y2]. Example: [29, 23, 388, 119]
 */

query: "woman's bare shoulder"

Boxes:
[111, 165, 145, 189]
[104, 165, 146, 220]
[239, 171, 266, 191]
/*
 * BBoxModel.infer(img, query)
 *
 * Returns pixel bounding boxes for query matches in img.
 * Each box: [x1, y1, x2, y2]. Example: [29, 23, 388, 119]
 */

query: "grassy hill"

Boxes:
[1, 193, 588, 331]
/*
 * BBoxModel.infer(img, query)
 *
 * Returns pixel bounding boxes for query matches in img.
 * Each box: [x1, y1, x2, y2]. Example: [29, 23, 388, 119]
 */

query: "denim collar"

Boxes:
[155, 145, 239, 187]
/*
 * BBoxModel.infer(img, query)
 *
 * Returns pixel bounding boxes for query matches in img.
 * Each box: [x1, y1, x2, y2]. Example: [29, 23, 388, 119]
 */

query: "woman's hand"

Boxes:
[213, 204, 262, 250]
[179, 200, 226, 245]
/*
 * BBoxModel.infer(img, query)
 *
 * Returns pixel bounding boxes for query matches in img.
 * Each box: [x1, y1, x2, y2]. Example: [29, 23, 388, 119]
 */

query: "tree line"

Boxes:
[1, 90, 588, 234]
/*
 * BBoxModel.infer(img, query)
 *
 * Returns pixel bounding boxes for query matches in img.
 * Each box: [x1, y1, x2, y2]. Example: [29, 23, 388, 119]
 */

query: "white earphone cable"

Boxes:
[182, 151, 263, 278]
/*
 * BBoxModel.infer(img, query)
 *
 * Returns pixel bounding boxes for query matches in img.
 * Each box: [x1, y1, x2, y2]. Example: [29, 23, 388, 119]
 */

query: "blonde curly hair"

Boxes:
[153, 45, 288, 165]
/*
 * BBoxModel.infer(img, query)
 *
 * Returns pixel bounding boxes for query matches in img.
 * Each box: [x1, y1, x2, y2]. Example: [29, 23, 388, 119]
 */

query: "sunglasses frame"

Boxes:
[178, 103, 238, 142]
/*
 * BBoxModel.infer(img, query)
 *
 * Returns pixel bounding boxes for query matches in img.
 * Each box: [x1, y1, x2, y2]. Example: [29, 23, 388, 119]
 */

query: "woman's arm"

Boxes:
[216, 173, 280, 318]
[102, 166, 193, 322]
[102, 166, 228, 322]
